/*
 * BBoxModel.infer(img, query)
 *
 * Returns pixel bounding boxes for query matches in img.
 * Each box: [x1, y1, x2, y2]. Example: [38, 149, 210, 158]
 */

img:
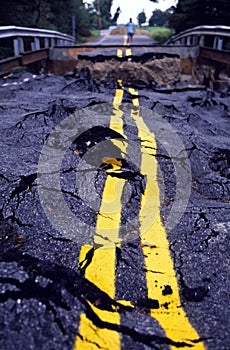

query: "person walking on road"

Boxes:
[126, 18, 135, 44]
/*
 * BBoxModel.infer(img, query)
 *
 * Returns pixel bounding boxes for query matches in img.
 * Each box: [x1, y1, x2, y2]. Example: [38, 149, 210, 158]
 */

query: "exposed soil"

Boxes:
[73, 57, 181, 86]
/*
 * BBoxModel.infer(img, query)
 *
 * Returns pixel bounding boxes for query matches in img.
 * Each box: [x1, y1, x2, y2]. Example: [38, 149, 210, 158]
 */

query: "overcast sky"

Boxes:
[111, 0, 178, 24]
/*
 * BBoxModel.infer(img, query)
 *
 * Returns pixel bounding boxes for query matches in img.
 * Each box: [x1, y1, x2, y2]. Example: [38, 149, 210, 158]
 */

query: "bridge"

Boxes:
[0, 26, 75, 75]
[0, 25, 229, 77]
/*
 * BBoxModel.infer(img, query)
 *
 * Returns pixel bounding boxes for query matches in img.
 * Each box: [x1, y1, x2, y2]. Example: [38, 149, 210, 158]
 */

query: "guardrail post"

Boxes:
[13, 39, 19, 56]
[214, 36, 223, 50]
[217, 38, 223, 50]
[34, 37, 40, 50]
[186, 36, 191, 45]
[213, 36, 217, 49]
[57, 39, 64, 46]
[31, 38, 40, 51]
[192, 36, 198, 45]
[199, 35, 205, 46]
[13, 37, 24, 56]
[44, 38, 49, 48]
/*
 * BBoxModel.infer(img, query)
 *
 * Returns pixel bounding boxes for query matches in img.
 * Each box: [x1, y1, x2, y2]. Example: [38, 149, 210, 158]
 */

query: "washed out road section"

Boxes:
[0, 70, 229, 350]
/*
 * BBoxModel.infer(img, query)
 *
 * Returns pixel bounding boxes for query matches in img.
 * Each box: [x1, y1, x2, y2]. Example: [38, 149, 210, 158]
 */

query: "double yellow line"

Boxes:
[74, 47, 205, 350]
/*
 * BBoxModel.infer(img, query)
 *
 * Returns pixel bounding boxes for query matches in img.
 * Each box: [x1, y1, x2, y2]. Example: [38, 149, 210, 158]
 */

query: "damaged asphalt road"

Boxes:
[0, 70, 229, 350]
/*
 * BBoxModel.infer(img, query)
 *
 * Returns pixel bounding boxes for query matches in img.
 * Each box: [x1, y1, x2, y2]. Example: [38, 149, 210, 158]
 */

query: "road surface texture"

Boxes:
[89, 34, 157, 46]
[0, 40, 230, 350]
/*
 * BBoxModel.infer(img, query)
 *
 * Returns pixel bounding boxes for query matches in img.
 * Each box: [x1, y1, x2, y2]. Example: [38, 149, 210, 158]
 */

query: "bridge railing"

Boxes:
[0, 26, 76, 56]
[166, 25, 230, 51]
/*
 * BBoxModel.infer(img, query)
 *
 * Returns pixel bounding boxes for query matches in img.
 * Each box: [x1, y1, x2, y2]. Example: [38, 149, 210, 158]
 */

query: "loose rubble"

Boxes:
[72, 58, 181, 86]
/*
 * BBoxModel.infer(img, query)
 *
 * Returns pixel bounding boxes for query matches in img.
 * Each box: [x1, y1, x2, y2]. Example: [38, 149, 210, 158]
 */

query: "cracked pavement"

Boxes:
[0, 71, 229, 349]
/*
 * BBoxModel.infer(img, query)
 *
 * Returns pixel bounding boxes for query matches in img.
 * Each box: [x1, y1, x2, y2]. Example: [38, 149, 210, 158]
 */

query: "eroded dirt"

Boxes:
[72, 57, 181, 86]
[0, 71, 229, 350]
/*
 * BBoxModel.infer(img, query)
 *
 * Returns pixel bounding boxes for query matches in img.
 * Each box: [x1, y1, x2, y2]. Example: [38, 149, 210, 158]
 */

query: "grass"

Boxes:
[76, 29, 100, 44]
[90, 29, 100, 37]
[148, 27, 175, 44]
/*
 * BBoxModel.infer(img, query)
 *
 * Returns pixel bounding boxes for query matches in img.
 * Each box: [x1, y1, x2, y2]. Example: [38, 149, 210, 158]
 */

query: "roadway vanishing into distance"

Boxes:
[88, 33, 158, 46]
[0, 33, 230, 350]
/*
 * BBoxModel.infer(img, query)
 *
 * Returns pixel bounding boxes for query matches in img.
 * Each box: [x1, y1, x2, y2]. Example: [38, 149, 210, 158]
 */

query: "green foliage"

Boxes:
[0, 0, 37, 27]
[72, 0, 91, 37]
[149, 9, 168, 27]
[93, 0, 113, 29]
[76, 28, 100, 44]
[0, 0, 117, 36]
[0, 0, 91, 37]
[91, 29, 100, 37]
[137, 10, 146, 27]
[169, 0, 230, 33]
[86, 3, 99, 29]
[148, 26, 175, 43]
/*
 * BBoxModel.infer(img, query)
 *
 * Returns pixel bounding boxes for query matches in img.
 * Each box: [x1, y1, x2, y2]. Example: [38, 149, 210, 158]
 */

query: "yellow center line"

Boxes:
[129, 87, 205, 350]
[74, 75, 126, 348]
[117, 49, 122, 58]
[126, 48, 132, 57]
[117, 36, 128, 57]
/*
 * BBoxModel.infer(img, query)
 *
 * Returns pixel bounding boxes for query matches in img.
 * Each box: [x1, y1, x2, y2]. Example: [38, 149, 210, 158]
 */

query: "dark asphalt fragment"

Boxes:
[210, 148, 230, 179]
[182, 286, 209, 302]
[135, 298, 160, 310]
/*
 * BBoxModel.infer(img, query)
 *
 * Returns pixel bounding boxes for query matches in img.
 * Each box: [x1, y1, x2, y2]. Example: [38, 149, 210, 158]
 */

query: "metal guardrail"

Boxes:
[166, 25, 230, 50]
[0, 26, 76, 56]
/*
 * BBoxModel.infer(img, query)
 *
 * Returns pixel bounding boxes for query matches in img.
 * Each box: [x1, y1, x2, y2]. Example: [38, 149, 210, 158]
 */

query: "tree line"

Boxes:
[169, 0, 230, 33]
[0, 0, 115, 37]
[143, 0, 229, 32]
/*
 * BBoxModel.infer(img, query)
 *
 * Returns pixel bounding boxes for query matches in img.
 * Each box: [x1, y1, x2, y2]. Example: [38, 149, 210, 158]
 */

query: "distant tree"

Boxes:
[0, 0, 36, 27]
[73, 0, 92, 36]
[169, 0, 230, 33]
[93, 0, 113, 29]
[149, 9, 168, 27]
[85, 2, 98, 29]
[137, 10, 146, 27]
[112, 7, 121, 25]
